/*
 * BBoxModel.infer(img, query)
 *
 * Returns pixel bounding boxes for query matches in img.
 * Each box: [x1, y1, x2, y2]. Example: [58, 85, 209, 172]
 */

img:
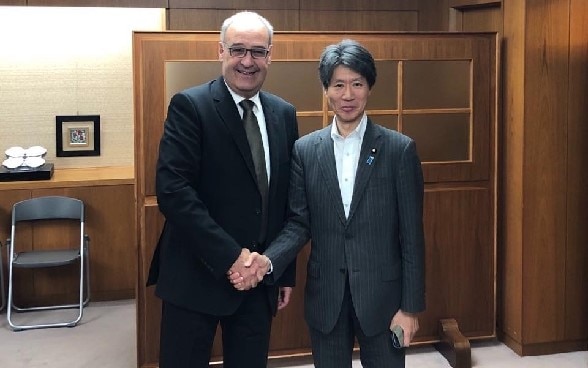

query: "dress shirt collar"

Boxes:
[225, 82, 262, 112]
[330, 113, 368, 141]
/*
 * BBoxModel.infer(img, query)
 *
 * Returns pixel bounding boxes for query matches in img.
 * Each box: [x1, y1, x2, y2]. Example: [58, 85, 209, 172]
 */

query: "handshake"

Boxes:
[227, 248, 271, 291]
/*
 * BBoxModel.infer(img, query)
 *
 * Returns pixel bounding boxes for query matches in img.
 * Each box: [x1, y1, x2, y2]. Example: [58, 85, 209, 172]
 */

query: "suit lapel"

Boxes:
[212, 77, 257, 184]
[316, 126, 347, 225]
[347, 120, 382, 222]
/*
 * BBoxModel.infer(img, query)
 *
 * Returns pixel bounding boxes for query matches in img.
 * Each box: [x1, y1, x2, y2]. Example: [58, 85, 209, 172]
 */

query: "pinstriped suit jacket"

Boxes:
[265, 119, 425, 336]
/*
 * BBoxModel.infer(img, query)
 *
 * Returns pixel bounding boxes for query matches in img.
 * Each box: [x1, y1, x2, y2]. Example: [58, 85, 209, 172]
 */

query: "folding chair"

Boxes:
[6, 196, 90, 331]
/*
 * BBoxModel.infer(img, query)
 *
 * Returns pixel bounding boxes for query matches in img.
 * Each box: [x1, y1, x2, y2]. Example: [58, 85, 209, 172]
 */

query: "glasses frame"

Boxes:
[225, 44, 270, 59]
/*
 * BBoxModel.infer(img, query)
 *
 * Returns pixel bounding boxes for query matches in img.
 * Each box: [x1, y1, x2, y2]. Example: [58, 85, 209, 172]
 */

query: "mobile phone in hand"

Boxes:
[390, 325, 404, 349]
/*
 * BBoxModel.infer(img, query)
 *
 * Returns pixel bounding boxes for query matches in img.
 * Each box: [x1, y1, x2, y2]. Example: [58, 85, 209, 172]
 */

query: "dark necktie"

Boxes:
[240, 99, 268, 244]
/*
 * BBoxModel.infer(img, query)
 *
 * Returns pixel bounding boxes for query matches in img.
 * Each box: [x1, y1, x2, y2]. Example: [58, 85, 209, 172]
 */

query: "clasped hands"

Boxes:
[227, 249, 270, 291]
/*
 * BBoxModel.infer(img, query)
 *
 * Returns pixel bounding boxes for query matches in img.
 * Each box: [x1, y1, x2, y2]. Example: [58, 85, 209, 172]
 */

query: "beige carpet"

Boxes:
[0, 299, 135, 368]
[0, 299, 586, 367]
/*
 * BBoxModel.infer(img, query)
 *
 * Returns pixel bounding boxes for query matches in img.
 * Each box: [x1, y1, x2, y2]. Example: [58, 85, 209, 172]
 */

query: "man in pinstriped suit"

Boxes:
[232, 39, 426, 367]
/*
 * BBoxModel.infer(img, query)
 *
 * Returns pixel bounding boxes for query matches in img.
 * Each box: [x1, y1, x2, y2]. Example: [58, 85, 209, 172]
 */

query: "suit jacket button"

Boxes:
[255, 209, 261, 215]
[251, 242, 258, 250]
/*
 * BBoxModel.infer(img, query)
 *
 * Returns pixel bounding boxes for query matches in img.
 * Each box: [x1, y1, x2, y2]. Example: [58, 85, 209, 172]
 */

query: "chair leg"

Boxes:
[83, 243, 91, 306]
[7, 255, 89, 331]
[7, 251, 19, 331]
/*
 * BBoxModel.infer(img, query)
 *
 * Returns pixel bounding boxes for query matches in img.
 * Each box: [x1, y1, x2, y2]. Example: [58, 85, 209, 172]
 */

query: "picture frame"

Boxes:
[56, 115, 101, 157]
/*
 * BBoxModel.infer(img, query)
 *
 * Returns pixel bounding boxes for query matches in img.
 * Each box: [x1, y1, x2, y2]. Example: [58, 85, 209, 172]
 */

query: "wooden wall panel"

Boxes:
[464, 0, 588, 353]
[170, 0, 298, 9]
[299, 0, 416, 11]
[137, 203, 165, 367]
[501, 0, 588, 355]
[449, 0, 502, 32]
[419, 187, 495, 340]
[522, 0, 569, 344]
[299, 11, 418, 31]
[461, 6, 502, 32]
[500, 0, 525, 352]
[418, 0, 450, 31]
[564, 0, 588, 342]
[0, 0, 25, 4]
[27, 0, 166, 6]
[165, 0, 424, 32]
[168, 9, 417, 32]
[168, 9, 299, 31]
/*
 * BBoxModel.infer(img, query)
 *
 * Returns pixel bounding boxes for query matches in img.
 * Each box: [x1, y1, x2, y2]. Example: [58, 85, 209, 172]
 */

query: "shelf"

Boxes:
[0, 166, 134, 190]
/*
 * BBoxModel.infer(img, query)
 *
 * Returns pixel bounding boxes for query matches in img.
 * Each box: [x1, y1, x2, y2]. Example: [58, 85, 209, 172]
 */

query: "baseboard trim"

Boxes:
[499, 332, 588, 356]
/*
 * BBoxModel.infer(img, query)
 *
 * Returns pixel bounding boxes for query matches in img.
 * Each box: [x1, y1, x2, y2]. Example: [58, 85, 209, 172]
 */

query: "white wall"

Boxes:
[0, 7, 165, 169]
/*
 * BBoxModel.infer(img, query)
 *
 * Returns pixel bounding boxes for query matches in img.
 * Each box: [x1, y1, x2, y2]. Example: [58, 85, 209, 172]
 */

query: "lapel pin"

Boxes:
[367, 148, 377, 165]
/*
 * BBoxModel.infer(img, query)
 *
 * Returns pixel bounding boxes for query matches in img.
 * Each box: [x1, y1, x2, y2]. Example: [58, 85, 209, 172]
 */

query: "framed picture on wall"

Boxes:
[56, 115, 101, 157]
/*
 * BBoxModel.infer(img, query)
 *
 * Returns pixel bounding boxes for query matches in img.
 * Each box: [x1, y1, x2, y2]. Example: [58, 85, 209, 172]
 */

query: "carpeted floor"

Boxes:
[0, 299, 586, 367]
[0, 299, 135, 368]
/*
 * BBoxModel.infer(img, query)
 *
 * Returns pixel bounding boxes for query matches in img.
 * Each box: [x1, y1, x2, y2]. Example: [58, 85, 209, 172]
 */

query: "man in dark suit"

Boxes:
[147, 11, 299, 368]
[232, 39, 425, 367]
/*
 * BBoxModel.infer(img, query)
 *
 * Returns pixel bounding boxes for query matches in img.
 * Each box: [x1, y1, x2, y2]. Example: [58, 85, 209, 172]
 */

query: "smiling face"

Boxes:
[325, 65, 371, 133]
[219, 20, 272, 99]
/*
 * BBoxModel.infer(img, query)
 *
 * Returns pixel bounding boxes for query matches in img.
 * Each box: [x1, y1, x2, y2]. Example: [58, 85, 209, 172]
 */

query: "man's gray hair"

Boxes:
[220, 11, 274, 45]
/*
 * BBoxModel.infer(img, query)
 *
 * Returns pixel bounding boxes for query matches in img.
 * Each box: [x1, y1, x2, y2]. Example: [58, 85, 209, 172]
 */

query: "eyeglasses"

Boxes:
[226, 45, 270, 59]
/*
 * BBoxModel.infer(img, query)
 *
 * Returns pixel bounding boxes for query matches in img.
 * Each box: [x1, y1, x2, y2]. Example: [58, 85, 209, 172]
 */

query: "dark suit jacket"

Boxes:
[265, 120, 425, 336]
[147, 76, 299, 316]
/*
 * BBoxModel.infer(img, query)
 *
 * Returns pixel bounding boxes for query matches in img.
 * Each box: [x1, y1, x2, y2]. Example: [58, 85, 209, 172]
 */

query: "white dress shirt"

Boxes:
[330, 114, 367, 218]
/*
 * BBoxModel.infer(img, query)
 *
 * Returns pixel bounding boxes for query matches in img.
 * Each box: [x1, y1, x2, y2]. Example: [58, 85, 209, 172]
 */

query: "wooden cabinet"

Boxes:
[448, 0, 588, 356]
[134, 31, 498, 367]
[0, 167, 136, 304]
[500, 0, 588, 356]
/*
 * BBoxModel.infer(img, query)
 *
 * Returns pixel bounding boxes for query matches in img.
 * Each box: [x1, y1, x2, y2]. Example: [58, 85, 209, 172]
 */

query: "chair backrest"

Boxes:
[12, 196, 84, 223]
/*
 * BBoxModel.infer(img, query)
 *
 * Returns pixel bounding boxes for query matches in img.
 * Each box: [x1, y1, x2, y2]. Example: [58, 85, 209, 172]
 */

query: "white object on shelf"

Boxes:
[25, 146, 47, 157]
[5, 146, 26, 158]
[2, 157, 24, 169]
[23, 156, 45, 168]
